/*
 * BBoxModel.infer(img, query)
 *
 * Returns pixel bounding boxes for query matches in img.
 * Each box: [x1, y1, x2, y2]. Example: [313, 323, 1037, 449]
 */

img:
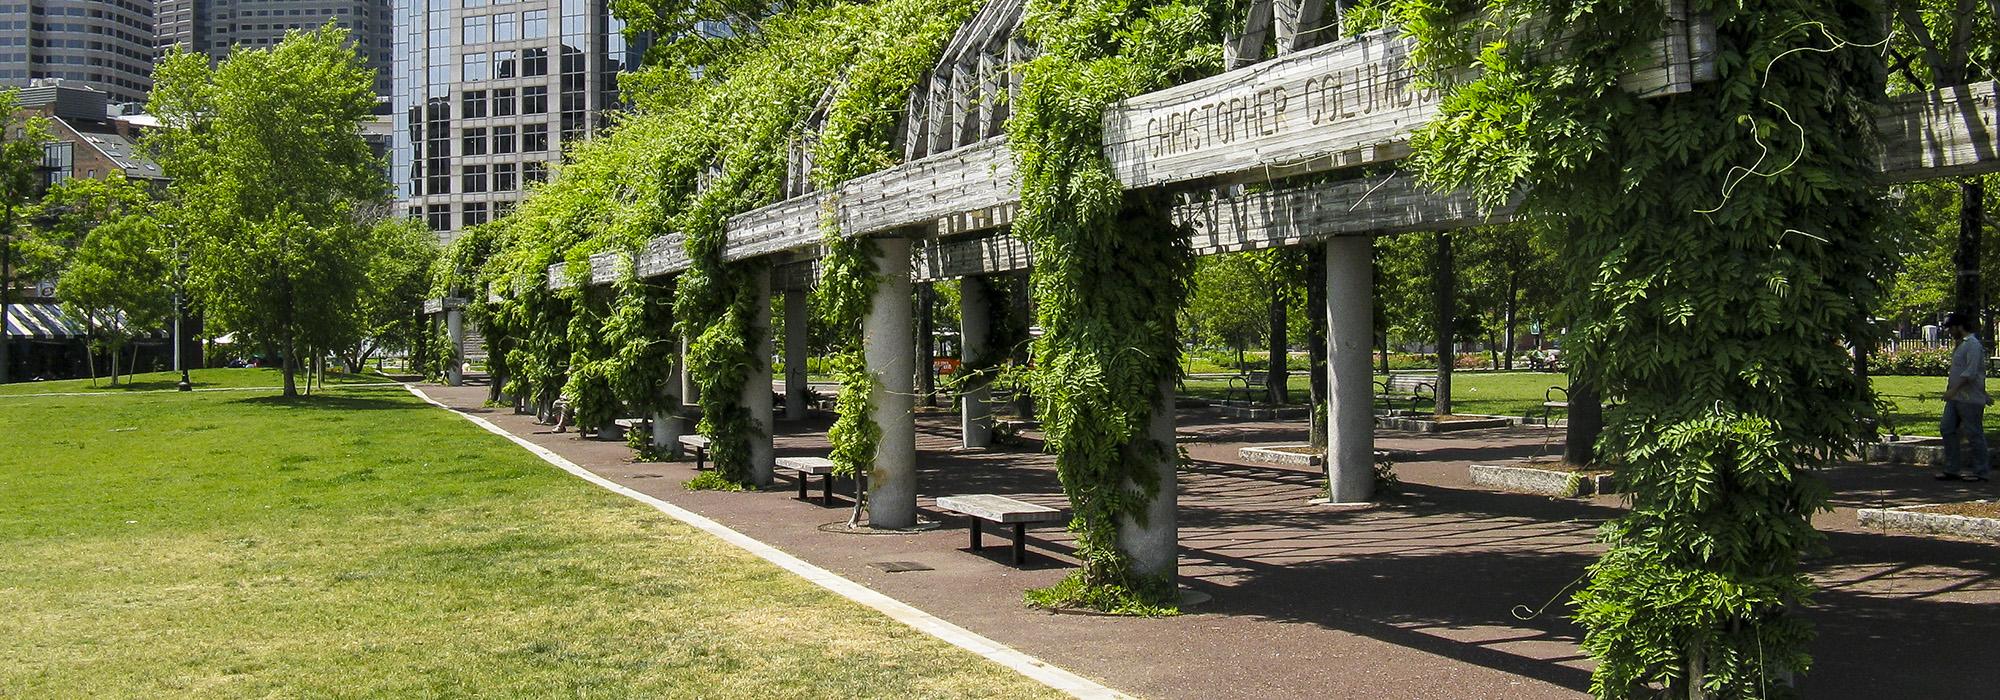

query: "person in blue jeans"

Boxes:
[1936, 312, 1992, 482]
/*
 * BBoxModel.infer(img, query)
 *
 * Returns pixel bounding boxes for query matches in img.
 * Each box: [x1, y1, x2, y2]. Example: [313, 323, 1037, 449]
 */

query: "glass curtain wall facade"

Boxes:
[157, 0, 395, 96]
[393, 0, 640, 243]
[0, 0, 156, 104]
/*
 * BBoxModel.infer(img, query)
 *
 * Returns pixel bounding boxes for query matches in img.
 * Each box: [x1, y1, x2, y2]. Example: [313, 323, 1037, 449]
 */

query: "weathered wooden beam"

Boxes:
[915, 173, 1512, 281]
[1878, 80, 1999, 184]
[555, 27, 1993, 291]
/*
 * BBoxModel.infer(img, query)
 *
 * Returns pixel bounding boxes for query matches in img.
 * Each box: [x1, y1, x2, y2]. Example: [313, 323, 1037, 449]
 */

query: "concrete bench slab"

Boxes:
[776, 457, 838, 505]
[936, 494, 1067, 566]
[678, 435, 713, 470]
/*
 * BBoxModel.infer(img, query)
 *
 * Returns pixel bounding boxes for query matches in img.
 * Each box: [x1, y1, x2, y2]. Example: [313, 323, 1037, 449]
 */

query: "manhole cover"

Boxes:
[869, 561, 934, 573]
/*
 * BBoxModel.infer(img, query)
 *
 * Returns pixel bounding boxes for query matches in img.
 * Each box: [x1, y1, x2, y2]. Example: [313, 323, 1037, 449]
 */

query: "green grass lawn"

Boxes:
[1182, 369, 1973, 438]
[0, 368, 391, 396]
[0, 384, 1060, 697]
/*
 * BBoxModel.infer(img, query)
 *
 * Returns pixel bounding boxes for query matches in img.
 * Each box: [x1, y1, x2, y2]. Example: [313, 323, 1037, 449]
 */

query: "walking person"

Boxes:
[1936, 312, 1992, 482]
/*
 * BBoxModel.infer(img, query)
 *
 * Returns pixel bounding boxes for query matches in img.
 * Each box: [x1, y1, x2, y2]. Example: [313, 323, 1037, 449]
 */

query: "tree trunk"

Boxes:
[108, 339, 120, 386]
[1012, 269, 1034, 419]
[1306, 248, 1328, 448]
[282, 336, 298, 398]
[1433, 232, 1454, 416]
[1267, 291, 1289, 405]
[1503, 269, 1519, 371]
[1378, 328, 1390, 373]
[1954, 177, 1984, 318]
[1564, 383, 1604, 466]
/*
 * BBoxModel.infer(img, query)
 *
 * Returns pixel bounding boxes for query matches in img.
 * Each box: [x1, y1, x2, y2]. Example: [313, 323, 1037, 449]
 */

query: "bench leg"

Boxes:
[969, 519, 982, 551]
[695, 448, 707, 472]
[1012, 522, 1026, 565]
[821, 475, 833, 506]
[797, 472, 808, 500]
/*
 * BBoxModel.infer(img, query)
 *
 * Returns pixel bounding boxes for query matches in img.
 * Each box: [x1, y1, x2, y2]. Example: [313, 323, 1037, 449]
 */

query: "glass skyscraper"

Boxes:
[0, 0, 157, 104]
[392, 0, 642, 242]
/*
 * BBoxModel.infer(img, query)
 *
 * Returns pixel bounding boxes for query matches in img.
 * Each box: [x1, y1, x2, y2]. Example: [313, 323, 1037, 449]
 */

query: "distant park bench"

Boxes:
[935, 494, 1066, 566]
[1375, 374, 1437, 413]
[1225, 370, 1272, 403]
[679, 434, 712, 471]
[775, 456, 838, 505]
[1541, 386, 1569, 426]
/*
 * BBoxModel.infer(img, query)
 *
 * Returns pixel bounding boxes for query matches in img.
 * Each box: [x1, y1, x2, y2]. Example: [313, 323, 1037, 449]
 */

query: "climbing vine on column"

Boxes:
[1008, 0, 1230, 611]
[1396, 1, 1889, 695]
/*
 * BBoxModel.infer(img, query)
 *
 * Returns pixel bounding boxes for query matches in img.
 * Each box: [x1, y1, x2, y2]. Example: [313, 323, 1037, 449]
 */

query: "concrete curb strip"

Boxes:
[1857, 504, 2000, 541]
[403, 384, 1128, 700]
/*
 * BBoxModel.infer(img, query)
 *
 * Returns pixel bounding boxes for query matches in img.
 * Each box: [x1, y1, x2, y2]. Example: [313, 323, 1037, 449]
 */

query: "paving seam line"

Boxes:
[403, 384, 1129, 700]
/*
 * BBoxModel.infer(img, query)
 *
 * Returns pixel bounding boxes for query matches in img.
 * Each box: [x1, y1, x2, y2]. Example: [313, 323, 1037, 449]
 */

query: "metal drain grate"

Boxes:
[868, 561, 934, 573]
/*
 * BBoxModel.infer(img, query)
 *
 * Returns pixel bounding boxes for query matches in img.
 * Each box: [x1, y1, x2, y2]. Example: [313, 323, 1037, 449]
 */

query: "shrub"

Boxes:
[1873, 346, 1951, 376]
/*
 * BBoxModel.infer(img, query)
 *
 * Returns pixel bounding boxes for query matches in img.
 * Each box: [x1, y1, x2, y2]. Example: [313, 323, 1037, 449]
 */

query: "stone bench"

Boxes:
[678, 434, 712, 471]
[935, 494, 1067, 565]
[775, 456, 837, 505]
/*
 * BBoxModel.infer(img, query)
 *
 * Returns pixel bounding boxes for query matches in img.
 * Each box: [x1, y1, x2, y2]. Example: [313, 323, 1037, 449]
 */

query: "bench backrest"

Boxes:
[1245, 370, 1270, 384]
[1382, 374, 1436, 393]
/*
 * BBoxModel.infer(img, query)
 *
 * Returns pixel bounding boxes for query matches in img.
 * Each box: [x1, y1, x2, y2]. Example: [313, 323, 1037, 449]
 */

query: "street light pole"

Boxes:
[174, 287, 189, 391]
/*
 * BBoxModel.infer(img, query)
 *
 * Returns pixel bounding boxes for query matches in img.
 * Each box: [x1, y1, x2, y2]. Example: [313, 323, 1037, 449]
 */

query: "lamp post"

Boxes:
[157, 222, 192, 391]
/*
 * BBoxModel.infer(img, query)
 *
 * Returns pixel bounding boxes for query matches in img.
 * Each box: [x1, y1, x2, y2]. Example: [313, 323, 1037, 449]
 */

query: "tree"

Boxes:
[1888, 1, 1998, 324]
[342, 217, 438, 372]
[0, 89, 53, 384]
[16, 174, 153, 284]
[147, 25, 387, 397]
[57, 215, 169, 384]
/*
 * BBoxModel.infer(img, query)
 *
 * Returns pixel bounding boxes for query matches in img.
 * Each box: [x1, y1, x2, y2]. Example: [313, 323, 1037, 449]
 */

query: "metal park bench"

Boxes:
[774, 456, 838, 505]
[1224, 370, 1272, 403]
[935, 494, 1067, 566]
[1541, 386, 1569, 427]
[1375, 373, 1437, 413]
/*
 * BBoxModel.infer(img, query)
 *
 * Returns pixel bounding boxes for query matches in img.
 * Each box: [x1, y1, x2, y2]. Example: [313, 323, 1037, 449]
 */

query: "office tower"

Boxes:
[156, 0, 394, 96]
[0, 0, 156, 104]
[391, 0, 643, 242]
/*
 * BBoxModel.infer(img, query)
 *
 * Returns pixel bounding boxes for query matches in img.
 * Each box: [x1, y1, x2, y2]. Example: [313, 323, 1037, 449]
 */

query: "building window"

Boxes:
[522, 9, 547, 39]
[461, 53, 488, 81]
[492, 88, 516, 117]
[462, 164, 488, 193]
[522, 85, 547, 114]
[427, 203, 452, 232]
[494, 12, 516, 41]
[494, 162, 517, 191]
[460, 90, 486, 118]
[493, 49, 516, 79]
[521, 47, 548, 76]
[493, 125, 516, 154]
[522, 123, 549, 152]
[462, 201, 489, 227]
[461, 127, 487, 156]
[523, 160, 548, 183]
[461, 15, 488, 44]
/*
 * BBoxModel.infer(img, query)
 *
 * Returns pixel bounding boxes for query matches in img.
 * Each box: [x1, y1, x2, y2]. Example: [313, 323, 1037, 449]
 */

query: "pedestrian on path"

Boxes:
[1936, 311, 1991, 482]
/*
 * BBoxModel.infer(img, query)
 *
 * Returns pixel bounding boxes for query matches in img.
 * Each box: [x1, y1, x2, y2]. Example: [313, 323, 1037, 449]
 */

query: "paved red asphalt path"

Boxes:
[421, 382, 2000, 699]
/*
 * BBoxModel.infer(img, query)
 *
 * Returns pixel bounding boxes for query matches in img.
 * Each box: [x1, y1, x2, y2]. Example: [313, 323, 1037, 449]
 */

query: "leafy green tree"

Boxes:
[342, 217, 438, 372]
[147, 25, 386, 397]
[16, 173, 152, 284]
[0, 88, 53, 384]
[57, 215, 169, 384]
[1184, 252, 1272, 362]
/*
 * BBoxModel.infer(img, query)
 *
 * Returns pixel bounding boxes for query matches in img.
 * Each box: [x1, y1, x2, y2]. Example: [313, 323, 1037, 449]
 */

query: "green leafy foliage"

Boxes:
[146, 24, 386, 397]
[1397, 1, 1891, 695]
[1007, 0, 1228, 610]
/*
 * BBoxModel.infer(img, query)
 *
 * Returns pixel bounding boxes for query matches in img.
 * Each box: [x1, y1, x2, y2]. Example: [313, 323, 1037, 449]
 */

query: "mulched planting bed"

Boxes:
[1914, 501, 2000, 518]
